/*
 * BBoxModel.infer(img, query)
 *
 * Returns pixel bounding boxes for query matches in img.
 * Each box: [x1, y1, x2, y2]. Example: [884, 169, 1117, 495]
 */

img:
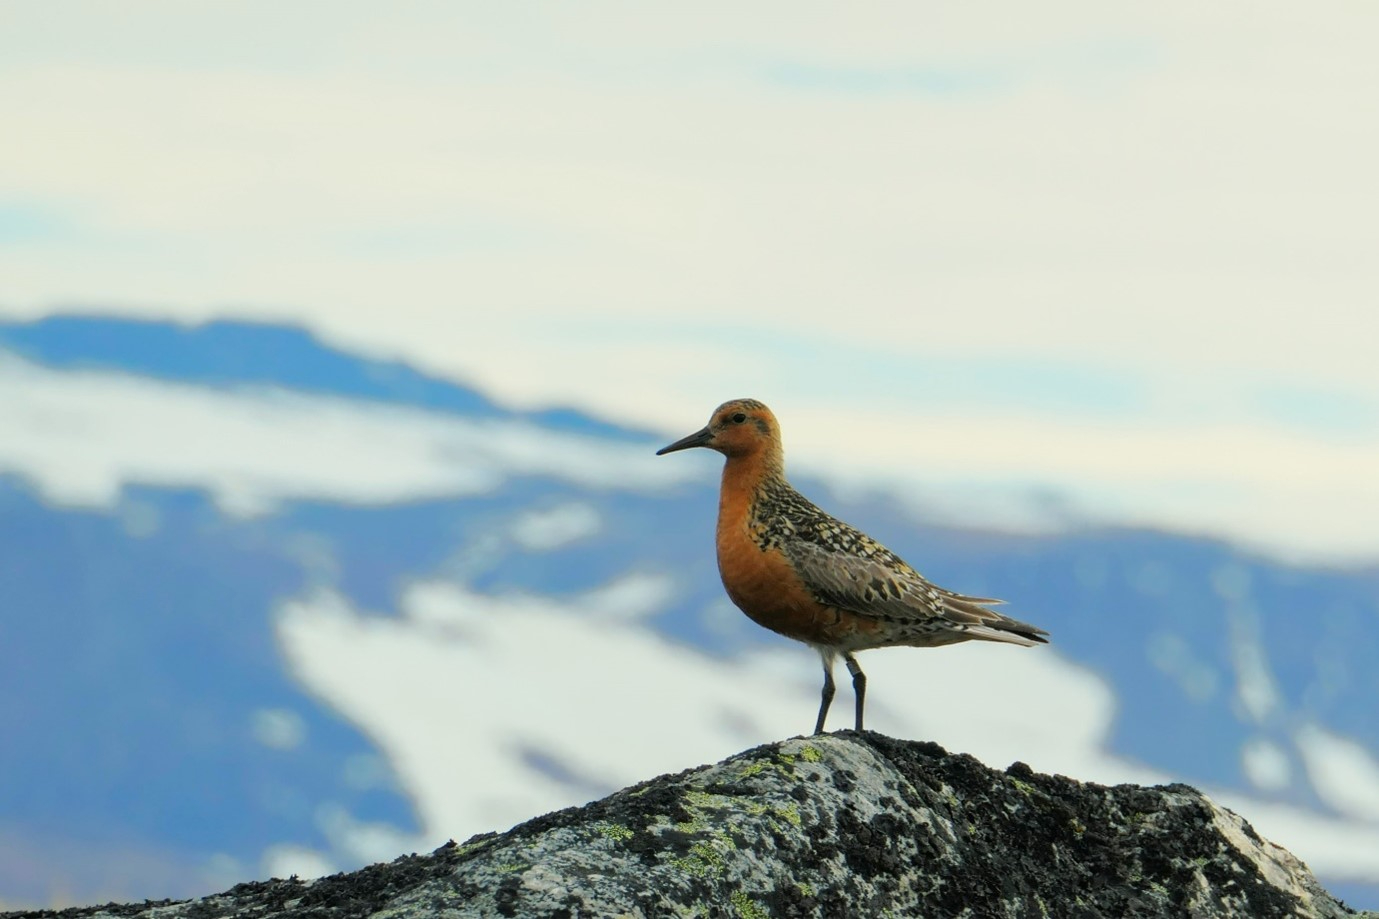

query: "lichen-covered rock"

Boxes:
[6, 733, 1372, 919]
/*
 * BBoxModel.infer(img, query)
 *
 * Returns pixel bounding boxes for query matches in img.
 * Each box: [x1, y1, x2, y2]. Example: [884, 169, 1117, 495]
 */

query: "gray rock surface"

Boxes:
[5, 733, 1372, 919]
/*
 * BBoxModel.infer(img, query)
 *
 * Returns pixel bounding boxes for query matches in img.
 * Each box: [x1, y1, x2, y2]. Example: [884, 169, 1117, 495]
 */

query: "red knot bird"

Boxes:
[657, 398, 1049, 734]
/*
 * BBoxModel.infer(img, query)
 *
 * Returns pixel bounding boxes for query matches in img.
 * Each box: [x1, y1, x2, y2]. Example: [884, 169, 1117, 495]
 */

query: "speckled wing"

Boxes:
[779, 524, 1048, 646]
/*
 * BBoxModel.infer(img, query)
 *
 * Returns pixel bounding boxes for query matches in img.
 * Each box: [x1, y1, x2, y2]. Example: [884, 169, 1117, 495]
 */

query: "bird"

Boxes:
[657, 398, 1049, 735]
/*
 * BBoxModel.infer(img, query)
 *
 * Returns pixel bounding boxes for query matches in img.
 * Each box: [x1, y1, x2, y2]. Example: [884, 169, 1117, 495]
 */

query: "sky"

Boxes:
[2, 2, 1378, 562]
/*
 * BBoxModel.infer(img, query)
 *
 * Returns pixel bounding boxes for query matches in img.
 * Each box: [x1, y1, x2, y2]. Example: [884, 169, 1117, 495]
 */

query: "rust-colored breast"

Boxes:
[715, 464, 881, 648]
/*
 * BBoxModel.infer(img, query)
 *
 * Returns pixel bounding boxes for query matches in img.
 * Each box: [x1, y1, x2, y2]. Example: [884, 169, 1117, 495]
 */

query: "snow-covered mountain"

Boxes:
[2, 316, 1376, 910]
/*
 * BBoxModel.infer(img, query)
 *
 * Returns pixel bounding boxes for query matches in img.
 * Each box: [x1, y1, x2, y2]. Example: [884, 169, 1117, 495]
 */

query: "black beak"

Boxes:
[656, 426, 714, 455]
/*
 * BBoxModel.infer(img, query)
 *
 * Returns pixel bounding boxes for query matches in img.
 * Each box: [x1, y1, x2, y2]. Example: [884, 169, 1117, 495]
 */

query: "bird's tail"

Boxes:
[966, 622, 1050, 647]
[943, 594, 1051, 647]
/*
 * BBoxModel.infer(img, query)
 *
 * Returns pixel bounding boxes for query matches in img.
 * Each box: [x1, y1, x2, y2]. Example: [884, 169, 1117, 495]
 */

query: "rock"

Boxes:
[5, 733, 1372, 919]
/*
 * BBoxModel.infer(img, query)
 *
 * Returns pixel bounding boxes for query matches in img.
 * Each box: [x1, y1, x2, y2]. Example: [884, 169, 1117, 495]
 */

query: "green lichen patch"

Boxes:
[1009, 777, 1037, 796]
[595, 822, 635, 841]
[773, 802, 802, 828]
[740, 799, 770, 817]
[452, 835, 495, 858]
[729, 889, 768, 919]
[736, 760, 772, 778]
[670, 833, 737, 878]
[737, 756, 800, 783]
[674, 790, 732, 833]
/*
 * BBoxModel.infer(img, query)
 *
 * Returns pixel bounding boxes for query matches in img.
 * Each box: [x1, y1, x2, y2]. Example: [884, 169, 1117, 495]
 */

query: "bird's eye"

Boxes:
[731, 412, 747, 424]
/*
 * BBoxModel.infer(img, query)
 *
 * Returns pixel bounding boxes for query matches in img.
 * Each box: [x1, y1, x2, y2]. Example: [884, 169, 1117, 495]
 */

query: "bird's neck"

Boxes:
[718, 447, 785, 530]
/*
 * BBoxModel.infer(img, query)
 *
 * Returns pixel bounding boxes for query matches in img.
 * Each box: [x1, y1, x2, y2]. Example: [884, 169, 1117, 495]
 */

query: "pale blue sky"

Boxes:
[2, 2, 1377, 559]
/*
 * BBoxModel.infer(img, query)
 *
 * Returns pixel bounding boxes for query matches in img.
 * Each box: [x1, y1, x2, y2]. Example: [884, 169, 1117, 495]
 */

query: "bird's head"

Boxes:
[656, 398, 781, 460]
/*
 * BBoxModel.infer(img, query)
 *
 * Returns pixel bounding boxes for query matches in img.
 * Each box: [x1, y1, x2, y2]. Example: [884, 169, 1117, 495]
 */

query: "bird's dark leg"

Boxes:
[813, 658, 836, 735]
[844, 652, 866, 732]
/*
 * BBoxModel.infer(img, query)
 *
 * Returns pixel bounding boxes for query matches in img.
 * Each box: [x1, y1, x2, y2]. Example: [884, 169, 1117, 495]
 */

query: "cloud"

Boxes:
[1, 3, 1377, 562]
[2, 4, 1375, 394]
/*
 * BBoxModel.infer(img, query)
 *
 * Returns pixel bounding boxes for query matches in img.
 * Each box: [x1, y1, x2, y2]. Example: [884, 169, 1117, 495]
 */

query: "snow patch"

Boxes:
[576, 573, 673, 624]
[250, 708, 306, 751]
[1225, 602, 1282, 725]
[275, 579, 1379, 883]
[0, 354, 691, 513]
[510, 503, 601, 550]
[1295, 724, 1379, 823]
[261, 845, 336, 883]
[273, 578, 1156, 861]
[1147, 631, 1220, 704]
[1241, 737, 1292, 793]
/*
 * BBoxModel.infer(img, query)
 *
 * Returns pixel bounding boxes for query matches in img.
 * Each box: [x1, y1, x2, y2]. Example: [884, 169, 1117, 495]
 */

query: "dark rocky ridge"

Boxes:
[5, 733, 1371, 919]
